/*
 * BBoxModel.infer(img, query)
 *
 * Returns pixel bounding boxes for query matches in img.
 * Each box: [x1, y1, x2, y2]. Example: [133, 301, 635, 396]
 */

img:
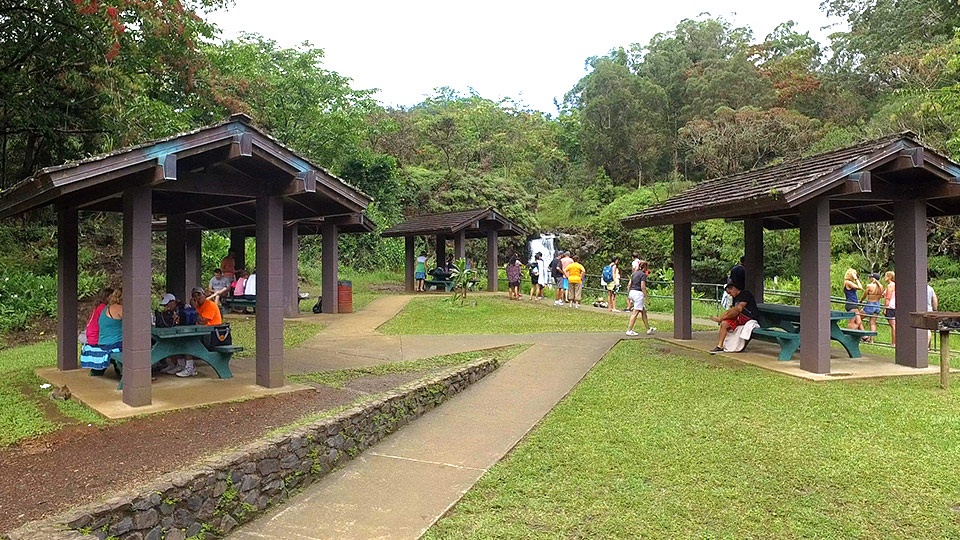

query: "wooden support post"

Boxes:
[321, 223, 339, 314]
[673, 223, 692, 340]
[122, 186, 153, 407]
[57, 207, 79, 371]
[486, 230, 498, 292]
[941, 331, 950, 390]
[255, 193, 284, 388]
[404, 236, 415, 292]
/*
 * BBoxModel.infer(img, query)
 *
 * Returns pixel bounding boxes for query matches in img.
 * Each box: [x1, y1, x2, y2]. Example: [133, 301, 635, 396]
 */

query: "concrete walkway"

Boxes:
[228, 295, 629, 539]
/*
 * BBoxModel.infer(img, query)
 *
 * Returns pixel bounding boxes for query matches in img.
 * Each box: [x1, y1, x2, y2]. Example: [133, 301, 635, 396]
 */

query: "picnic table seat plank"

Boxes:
[750, 328, 801, 361]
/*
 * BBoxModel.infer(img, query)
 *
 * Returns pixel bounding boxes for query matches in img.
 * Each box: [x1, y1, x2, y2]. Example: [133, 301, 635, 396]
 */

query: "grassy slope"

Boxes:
[426, 339, 960, 539]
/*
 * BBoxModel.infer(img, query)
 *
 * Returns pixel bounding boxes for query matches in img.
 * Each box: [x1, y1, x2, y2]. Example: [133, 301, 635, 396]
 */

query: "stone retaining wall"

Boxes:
[6, 358, 499, 540]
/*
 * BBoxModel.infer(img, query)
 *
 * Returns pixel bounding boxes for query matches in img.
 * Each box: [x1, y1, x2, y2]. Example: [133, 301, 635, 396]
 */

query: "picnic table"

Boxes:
[752, 303, 875, 361]
[110, 325, 243, 389]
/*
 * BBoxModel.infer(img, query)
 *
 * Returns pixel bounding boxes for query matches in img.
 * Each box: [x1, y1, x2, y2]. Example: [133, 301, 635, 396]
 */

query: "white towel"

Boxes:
[722, 319, 761, 352]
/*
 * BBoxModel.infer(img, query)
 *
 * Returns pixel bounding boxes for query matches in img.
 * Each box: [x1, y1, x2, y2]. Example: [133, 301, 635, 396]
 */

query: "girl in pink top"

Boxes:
[84, 287, 114, 345]
[233, 270, 247, 297]
[884, 271, 896, 347]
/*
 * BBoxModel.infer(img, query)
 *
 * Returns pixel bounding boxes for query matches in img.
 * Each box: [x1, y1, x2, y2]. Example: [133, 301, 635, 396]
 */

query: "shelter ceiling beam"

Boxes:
[155, 173, 261, 197]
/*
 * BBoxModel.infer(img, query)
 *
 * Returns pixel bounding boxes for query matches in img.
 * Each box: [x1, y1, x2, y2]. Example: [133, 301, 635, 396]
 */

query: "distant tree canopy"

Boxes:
[4, 3, 960, 277]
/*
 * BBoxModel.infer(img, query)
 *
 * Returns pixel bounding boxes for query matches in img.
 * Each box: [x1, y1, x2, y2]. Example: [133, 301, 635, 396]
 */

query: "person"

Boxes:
[627, 253, 641, 311]
[207, 268, 232, 304]
[155, 293, 188, 374]
[443, 254, 454, 275]
[179, 286, 224, 377]
[232, 269, 247, 298]
[730, 256, 745, 291]
[860, 272, 883, 342]
[506, 252, 522, 300]
[884, 270, 897, 347]
[243, 270, 257, 299]
[602, 256, 621, 312]
[220, 250, 237, 281]
[626, 260, 655, 335]
[549, 252, 565, 306]
[927, 275, 940, 349]
[529, 252, 543, 300]
[535, 252, 549, 300]
[842, 268, 864, 330]
[564, 255, 586, 309]
[560, 251, 574, 303]
[78, 287, 114, 375]
[708, 281, 758, 353]
[80, 288, 123, 375]
[415, 252, 428, 292]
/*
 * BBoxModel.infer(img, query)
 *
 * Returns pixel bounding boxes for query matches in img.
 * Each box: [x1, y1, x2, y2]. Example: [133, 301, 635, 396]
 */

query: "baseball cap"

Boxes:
[160, 293, 176, 305]
[191, 286, 205, 296]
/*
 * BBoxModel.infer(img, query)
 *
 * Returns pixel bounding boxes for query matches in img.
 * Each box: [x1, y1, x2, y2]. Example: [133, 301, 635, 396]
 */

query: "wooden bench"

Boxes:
[424, 279, 455, 292]
[750, 328, 801, 361]
[109, 326, 244, 389]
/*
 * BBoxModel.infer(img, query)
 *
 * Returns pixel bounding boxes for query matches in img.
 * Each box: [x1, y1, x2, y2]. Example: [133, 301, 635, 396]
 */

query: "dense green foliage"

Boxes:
[427, 340, 960, 539]
[2, 2, 960, 334]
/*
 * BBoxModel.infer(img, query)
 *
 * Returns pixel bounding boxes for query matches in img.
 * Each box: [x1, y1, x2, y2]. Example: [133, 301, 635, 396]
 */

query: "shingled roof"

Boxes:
[622, 132, 960, 230]
[381, 207, 526, 238]
[0, 114, 372, 230]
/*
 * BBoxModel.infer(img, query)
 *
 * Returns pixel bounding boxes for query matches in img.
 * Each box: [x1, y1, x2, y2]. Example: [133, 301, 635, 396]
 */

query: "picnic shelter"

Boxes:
[0, 114, 373, 407]
[382, 208, 527, 292]
[622, 132, 960, 374]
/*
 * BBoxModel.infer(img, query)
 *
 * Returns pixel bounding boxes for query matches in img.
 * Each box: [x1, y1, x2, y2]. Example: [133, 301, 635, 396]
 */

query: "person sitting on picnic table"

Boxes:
[81, 288, 123, 375]
[178, 287, 224, 378]
[207, 268, 232, 305]
[709, 282, 758, 354]
[155, 293, 190, 375]
[79, 287, 115, 376]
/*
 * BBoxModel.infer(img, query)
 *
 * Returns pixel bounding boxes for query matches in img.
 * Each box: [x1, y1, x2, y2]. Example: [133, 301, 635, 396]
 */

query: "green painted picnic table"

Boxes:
[110, 325, 242, 389]
[754, 303, 873, 360]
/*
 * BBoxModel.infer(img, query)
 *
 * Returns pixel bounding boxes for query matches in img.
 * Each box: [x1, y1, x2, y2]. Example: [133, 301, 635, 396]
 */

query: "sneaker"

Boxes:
[176, 367, 197, 377]
[554, 300, 563, 306]
[646, 327, 657, 335]
[708, 346, 723, 354]
[625, 330, 639, 336]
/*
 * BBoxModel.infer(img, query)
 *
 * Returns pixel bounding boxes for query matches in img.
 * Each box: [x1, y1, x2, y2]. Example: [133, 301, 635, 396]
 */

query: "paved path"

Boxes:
[228, 295, 640, 539]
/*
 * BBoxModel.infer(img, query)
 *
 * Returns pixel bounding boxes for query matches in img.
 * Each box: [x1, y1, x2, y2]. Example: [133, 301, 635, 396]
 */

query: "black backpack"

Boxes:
[312, 296, 322, 314]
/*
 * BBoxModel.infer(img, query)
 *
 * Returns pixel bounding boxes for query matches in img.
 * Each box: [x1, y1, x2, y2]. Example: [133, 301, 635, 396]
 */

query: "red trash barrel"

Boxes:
[337, 280, 353, 313]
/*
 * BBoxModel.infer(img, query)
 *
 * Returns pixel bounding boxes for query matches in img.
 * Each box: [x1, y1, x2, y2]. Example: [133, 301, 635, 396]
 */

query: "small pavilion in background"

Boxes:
[0, 114, 373, 407]
[622, 132, 960, 374]
[381, 208, 527, 292]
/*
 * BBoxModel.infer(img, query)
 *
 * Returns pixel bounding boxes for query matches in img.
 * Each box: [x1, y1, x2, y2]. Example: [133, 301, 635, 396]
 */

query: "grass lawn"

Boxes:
[426, 339, 960, 539]
[379, 295, 715, 335]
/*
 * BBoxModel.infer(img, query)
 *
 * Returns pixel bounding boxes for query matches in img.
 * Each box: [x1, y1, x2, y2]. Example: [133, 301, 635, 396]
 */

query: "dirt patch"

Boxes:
[0, 374, 426, 535]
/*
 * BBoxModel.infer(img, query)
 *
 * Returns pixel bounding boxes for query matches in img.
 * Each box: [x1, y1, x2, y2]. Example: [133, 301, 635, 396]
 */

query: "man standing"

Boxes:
[625, 260, 656, 335]
[708, 282, 758, 353]
[549, 252, 565, 306]
[564, 255, 586, 309]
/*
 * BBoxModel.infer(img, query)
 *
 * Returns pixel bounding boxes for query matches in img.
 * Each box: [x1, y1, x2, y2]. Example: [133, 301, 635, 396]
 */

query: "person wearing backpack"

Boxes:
[601, 256, 621, 312]
[529, 252, 545, 300]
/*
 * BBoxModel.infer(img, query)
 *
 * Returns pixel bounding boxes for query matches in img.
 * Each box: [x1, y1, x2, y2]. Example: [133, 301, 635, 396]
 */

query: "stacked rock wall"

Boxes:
[5, 358, 498, 540]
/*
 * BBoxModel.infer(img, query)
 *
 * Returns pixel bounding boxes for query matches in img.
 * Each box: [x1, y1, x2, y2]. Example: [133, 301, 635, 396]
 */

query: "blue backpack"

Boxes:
[602, 264, 614, 283]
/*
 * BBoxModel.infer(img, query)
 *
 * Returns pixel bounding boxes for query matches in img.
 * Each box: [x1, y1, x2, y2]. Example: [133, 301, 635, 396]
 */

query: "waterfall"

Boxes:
[528, 234, 556, 264]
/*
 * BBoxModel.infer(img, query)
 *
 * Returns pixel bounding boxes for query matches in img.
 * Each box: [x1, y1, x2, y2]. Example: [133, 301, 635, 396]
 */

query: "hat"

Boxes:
[191, 286, 205, 295]
[535, 252, 542, 259]
[869, 272, 880, 280]
[160, 293, 177, 305]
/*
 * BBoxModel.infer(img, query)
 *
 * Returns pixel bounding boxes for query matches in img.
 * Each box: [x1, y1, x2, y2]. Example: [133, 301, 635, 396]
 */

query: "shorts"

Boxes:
[725, 313, 752, 331]
[606, 282, 616, 292]
[531, 277, 539, 287]
[863, 301, 881, 315]
[845, 303, 858, 313]
[885, 308, 896, 320]
[508, 280, 520, 288]
[561, 278, 569, 290]
[415, 271, 426, 280]
[568, 282, 583, 302]
[628, 290, 645, 311]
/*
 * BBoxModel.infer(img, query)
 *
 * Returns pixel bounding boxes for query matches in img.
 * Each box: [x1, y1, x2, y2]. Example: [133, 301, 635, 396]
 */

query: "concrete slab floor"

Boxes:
[36, 361, 312, 420]
[664, 331, 955, 381]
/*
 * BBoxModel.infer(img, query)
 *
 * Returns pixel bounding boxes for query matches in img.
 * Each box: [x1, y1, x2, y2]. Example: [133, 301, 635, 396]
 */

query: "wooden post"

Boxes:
[941, 331, 951, 390]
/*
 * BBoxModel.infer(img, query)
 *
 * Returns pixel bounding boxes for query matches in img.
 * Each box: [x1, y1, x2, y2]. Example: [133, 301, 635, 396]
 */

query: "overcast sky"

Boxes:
[208, 1, 846, 114]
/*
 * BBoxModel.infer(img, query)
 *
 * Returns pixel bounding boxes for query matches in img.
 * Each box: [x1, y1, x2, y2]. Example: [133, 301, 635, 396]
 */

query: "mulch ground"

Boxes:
[0, 371, 428, 535]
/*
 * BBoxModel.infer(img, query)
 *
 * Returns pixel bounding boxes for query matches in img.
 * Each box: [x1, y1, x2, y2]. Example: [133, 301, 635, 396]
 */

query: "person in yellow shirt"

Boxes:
[564, 255, 586, 309]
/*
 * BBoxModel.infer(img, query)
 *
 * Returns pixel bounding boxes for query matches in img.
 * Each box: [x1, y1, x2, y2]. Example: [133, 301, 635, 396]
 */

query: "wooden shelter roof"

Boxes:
[381, 207, 526, 238]
[0, 114, 372, 228]
[622, 132, 960, 230]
